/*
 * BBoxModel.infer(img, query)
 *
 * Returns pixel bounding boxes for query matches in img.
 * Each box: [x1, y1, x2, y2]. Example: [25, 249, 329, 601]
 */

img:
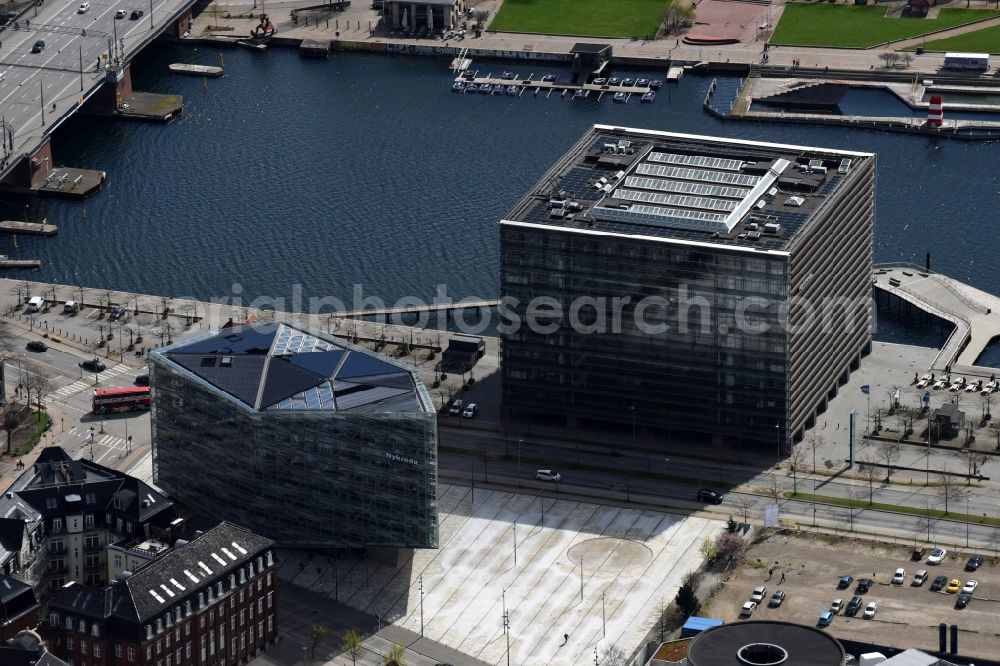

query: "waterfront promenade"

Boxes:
[185, 0, 961, 73]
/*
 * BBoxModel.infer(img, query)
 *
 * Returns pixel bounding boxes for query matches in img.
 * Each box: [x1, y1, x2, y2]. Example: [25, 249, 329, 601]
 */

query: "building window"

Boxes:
[80, 640, 87, 655]
[258, 622, 263, 639]
[185, 623, 190, 636]
[230, 596, 235, 610]
[84, 514, 95, 529]
[267, 592, 273, 608]
[249, 605, 253, 620]
[257, 599, 263, 614]
[146, 646, 152, 661]
[230, 616, 235, 630]
[185, 642, 191, 659]
[268, 615, 273, 632]
[240, 633, 245, 650]
[52, 517, 63, 532]
[199, 616, 205, 629]
[231, 638, 236, 656]
[166, 655, 171, 666]
[157, 639, 162, 654]
[239, 590, 244, 603]
[266, 572, 271, 586]
[239, 610, 244, 627]
[200, 636, 206, 661]
[67, 637, 74, 651]
[127, 647, 135, 662]
[114, 554, 122, 568]
[257, 579, 262, 592]
[49, 612, 59, 626]
[115, 645, 123, 658]
[93, 644, 101, 658]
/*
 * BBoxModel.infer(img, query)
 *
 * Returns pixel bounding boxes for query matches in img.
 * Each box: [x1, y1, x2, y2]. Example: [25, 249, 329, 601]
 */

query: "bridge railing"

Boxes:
[875, 262, 990, 315]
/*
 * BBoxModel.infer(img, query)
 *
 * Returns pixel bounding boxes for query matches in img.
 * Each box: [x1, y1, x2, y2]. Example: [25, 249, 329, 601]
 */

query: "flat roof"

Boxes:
[688, 621, 845, 665]
[502, 125, 872, 253]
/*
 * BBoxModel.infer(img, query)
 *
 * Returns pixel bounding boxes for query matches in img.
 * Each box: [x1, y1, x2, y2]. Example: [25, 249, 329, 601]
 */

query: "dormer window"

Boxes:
[112, 495, 124, 510]
[46, 498, 57, 510]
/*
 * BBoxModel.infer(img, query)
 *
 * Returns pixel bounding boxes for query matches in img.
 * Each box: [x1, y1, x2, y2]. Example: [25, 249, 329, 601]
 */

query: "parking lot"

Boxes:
[708, 533, 1000, 659]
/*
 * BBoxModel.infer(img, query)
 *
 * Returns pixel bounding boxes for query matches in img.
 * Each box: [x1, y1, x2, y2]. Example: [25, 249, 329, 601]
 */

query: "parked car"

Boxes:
[135, 374, 150, 386]
[115, 8, 127, 17]
[768, 590, 785, 608]
[891, 568, 906, 585]
[63, 300, 79, 313]
[965, 555, 984, 571]
[78, 1, 90, 12]
[962, 580, 978, 594]
[856, 578, 872, 594]
[31, 40, 45, 53]
[930, 575, 949, 592]
[751, 586, 767, 603]
[535, 469, 561, 482]
[80, 359, 107, 372]
[130, 9, 143, 19]
[863, 601, 878, 619]
[461, 403, 478, 418]
[837, 575, 854, 590]
[916, 374, 931, 389]
[818, 610, 834, 627]
[946, 579, 961, 594]
[912, 570, 928, 587]
[911, 547, 927, 561]
[26, 340, 47, 352]
[448, 399, 463, 416]
[928, 547, 948, 565]
[739, 601, 757, 618]
[697, 489, 724, 504]
[845, 596, 864, 616]
[109, 304, 127, 321]
[830, 599, 843, 614]
[956, 591, 972, 609]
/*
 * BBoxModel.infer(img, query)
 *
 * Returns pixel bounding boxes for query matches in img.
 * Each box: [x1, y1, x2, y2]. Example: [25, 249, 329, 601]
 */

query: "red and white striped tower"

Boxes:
[927, 95, 944, 127]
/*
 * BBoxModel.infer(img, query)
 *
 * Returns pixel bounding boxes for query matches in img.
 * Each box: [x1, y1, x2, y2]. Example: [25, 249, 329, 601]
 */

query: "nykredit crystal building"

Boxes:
[149, 322, 437, 549]
[500, 125, 875, 452]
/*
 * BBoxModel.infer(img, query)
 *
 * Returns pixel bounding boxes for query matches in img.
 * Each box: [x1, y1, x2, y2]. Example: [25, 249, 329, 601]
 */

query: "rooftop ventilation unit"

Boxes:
[763, 222, 781, 234]
[746, 231, 761, 241]
[838, 158, 852, 175]
[785, 196, 805, 207]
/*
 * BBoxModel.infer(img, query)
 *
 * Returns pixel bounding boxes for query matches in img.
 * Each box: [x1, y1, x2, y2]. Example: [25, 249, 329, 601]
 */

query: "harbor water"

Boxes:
[4, 46, 1000, 315]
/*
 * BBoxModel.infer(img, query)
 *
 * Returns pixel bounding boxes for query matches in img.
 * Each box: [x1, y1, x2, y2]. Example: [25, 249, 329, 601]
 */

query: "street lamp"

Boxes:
[966, 495, 971, 548]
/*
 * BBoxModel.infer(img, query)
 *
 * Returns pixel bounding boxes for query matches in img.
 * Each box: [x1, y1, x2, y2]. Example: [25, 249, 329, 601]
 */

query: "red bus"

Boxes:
[92, 387, 150, 414]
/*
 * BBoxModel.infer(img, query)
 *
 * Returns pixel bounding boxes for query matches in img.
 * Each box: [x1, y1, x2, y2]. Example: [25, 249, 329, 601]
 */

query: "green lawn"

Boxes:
[908, 24, 1000, 52]
[771, 4, 1000, 48]
[489, 0, 670, 38]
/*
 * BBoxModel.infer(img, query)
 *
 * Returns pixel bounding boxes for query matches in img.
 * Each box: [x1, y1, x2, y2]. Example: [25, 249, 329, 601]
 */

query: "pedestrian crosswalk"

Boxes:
[66, 426, 129, 450]
[53, 365, 132, 397]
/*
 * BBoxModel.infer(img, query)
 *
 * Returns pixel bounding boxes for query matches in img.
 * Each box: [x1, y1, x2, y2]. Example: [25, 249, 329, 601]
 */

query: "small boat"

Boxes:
[592, 77, 607, 85]
[622, 78, 635, 87]
[541, 74, 558, 82]
[613, 91, 627, 103]
[608, 77, 621, 86]
[452, 81, 465, 92]
[649, 80, 663, 90]
[506, 85, 519, 96]
[641, 91, 656, 103]
[491, 84, 504, 95]
[479, 83, 493, 95]
[500, 71, 517, 80]
[462, 71, 476, 80]
[573, 89, 586, 100]
[637, 78, 650, 87]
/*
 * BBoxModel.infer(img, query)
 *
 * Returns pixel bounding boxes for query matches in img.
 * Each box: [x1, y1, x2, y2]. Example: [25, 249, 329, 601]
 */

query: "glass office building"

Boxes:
[150, 322, 438, 549]
[500, 125, 875, 452]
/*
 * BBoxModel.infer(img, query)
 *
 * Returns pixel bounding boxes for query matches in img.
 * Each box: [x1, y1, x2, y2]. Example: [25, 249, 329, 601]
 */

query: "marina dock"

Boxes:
[0, 259, 40, 269]
[666, 65, 684, 82]
[0, 220, 57, 236]
[454, 70, 660, 102]
[168, 63, 224, 77]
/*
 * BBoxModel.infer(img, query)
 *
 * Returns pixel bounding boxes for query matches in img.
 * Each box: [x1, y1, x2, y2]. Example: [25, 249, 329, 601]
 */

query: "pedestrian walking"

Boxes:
[768, 567, 773, 580]
[779, 571, 786, 584]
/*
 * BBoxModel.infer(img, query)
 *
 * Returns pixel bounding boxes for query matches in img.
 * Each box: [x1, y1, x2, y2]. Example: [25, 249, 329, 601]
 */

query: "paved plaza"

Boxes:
[278, 484, 720, 666]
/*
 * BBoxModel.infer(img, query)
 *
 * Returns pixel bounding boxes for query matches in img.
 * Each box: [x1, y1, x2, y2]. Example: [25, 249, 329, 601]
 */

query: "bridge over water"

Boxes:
[0, 0, 197, 196]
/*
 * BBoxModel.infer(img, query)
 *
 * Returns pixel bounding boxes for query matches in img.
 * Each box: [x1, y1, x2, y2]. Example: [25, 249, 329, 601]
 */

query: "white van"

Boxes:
[26, 296, 44, 312]
[63, 300, 79, 313]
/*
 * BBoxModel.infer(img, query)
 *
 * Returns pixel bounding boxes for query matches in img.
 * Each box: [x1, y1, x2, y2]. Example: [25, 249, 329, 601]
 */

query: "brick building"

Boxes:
[45, 522, 277, 666]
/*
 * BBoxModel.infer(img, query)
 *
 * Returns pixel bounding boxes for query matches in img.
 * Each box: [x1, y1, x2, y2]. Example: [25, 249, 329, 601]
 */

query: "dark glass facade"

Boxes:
[149, 326, 438, 549]
[500, 126, 874, 451]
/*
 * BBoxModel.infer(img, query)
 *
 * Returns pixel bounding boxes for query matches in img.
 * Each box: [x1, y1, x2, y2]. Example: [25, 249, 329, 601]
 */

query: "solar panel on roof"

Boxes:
[635, 163, 759, 187]
[624, 174, 748, 199]
[614, 189, 738, 212]
[648, 152, 743, 171]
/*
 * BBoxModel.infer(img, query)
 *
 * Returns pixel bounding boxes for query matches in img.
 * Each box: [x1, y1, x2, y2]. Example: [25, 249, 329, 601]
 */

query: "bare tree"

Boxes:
[859, 452, 880, 504]
[788, 445, 807, 494]
[879, 52, 900, 68]
[879, 440, 901, 482]
[806, 434, 824, 473]
[76, 285, 89, 310]
[939, 468, 963, 514]
[340, 629, 363, 666]
[981, 393, 993, 422]
[601, 644, 627, 666]
[23, 370, 53, 420]
[902, 53, 914, 68]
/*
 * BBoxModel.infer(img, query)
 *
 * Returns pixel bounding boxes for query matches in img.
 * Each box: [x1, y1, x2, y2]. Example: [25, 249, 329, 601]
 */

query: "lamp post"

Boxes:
[966, 496, 971, 548]
[419, 575, 424, 637]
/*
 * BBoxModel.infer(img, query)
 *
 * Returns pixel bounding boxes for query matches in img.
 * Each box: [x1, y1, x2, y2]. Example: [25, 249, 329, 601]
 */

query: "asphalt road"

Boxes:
[0, 0, 191, 169]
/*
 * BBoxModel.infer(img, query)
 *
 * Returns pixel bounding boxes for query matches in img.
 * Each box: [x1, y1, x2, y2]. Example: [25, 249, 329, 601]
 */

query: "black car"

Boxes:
[26, 340, 48, 352]
[837, 575, 854, 590]
[856, 578, 873, 594]
[956, 591, 972, 608]
[965, 555, 984, 572]
[80, 359, 107, 372]
[912, 547, 927, 561]
[31, 39, 44, 53]
[697, 489, 724, 504]
[109, 305, 127, 321]
[135, 374, 149, 386]
[845, 596, 864, 616]
[129, 9, 143, 19]
[930, 575, 949, 592]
